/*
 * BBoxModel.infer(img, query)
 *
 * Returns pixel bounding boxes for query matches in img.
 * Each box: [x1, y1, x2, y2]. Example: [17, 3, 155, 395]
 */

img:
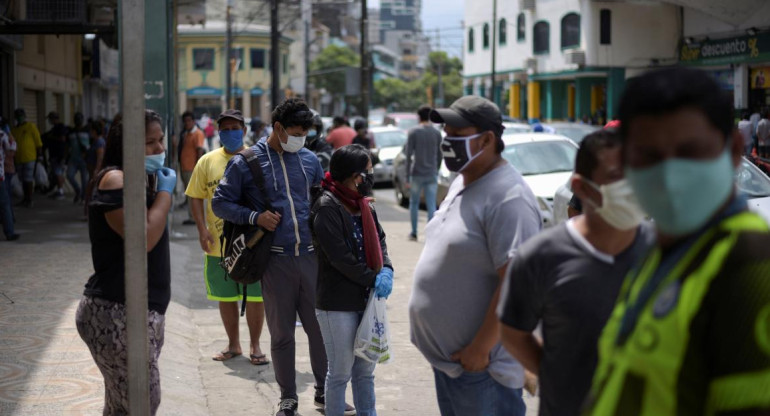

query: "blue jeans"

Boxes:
[316, 309, 377, 416]
[67, 158, 89, 199]
[0, 179, 15, 237]
[409, 175, 438, 236]
[433, 368, 526, 416]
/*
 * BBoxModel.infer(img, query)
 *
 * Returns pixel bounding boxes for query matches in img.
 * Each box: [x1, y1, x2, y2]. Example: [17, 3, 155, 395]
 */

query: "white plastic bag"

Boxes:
[354, 295, 392, 364]
[10, 173, 22, 197]
[34, 162, 49, 189]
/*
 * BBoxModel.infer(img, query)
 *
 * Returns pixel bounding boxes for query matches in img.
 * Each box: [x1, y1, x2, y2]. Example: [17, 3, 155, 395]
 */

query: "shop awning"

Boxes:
[187, 86, 222, 96]
[661, 0, 766, 26]
[251, 87, 264, 96]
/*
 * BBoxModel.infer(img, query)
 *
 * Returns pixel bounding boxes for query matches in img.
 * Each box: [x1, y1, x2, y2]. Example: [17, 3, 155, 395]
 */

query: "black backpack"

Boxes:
[219, 147, 275, 314]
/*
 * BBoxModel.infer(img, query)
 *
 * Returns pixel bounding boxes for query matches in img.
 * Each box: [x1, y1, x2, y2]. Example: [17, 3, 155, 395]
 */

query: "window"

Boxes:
[499, 18, 507, 45]
[250, 48, 266, 69]
[483, 23, 490, 49]
[403, 49, 412, 55]
[282, 54, 288, 74]
[231, 48, 244, 71]
[192, 48, 215, 70]
[600, 9, 611, 45]
[468, 28, 475, 52]
[517, 13, 525, 42]
[533, 21, 550, 54]
[561, 13, 581, 48]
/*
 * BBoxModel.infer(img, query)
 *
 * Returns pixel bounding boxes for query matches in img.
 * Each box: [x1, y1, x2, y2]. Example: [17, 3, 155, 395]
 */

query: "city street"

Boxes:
[0, 188, 538, 415]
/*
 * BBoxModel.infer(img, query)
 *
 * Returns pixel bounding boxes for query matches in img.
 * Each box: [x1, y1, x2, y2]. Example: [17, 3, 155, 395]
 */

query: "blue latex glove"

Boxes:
[156, 167, 177, 195]
[374, 267, 393, 298]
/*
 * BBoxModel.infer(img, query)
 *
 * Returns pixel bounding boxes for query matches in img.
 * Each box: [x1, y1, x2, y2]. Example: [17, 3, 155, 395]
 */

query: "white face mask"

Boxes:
[583, 178, 646, 230]
[279, 124, 306, 153]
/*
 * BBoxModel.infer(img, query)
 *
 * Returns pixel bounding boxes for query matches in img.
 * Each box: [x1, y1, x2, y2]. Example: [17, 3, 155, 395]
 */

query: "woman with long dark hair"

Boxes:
[310, 144, 394, 416]
[75, 110, 176, 415]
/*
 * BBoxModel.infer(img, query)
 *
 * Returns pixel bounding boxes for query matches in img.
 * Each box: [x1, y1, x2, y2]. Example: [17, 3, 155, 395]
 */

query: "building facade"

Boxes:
[176, 22, 292, 120]
[464, 0, 680, 122]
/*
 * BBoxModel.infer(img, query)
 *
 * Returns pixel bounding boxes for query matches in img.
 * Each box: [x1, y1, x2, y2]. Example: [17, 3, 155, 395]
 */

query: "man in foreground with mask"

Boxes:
[185, 110, 268, 365]
[213, 99, 331, 416]
[497, 129, 654, 416]
[409, 96, 542, 416]
[584, 67, 770, 415]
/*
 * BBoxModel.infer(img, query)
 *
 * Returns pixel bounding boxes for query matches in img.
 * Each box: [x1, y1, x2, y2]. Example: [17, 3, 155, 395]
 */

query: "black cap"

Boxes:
[430, 95, 504, 138]
[217, 109, 245, 124]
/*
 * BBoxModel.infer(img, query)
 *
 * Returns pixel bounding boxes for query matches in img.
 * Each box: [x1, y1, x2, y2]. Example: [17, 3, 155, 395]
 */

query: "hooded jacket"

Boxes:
[212, 138, 324, 256]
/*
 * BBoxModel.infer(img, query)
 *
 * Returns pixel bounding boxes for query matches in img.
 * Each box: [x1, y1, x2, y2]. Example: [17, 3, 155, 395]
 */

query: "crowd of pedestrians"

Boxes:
[65, 66, 770, 416]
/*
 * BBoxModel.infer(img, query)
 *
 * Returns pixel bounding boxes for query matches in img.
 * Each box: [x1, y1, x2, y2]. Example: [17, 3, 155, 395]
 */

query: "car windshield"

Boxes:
[374, 130, 407, 148]
[736, 159, 770, 198]
[502, 141, 577, 176]
[552, 126, 599, 143]
[397, 118, 418, 130]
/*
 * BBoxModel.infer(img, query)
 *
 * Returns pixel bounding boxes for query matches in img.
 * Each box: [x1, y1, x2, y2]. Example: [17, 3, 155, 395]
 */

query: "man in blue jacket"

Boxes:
[213, 99, 330, 416]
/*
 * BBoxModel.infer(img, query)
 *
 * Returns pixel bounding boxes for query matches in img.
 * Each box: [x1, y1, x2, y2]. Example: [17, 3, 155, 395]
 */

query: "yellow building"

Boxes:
[177, 22, 293, 121]
[16, 35, 83, 130]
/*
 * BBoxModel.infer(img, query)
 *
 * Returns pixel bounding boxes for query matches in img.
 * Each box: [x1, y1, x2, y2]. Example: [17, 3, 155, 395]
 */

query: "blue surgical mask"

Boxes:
[625, 144, 734, 236]
[145, 152, 166, 174]
[219, 129, 244, 152]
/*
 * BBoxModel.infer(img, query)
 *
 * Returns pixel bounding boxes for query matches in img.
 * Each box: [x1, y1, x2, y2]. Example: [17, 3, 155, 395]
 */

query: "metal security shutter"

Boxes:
[22, 89, 39, 127]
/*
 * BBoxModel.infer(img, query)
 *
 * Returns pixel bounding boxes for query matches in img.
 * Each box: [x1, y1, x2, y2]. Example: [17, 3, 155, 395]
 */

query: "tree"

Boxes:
[373, 77, 423, 111]
[309, 45, 359, 95]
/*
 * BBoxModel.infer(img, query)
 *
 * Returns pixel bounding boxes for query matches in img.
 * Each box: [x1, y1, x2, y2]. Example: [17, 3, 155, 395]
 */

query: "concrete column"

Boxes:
[243, 90, 251, 118]
[567, 83, 576, 120]
[542, 80, 553, 121]
[527, 81, 540, 122]
[734, 64, 749, 110]
[575, 78, 591, 122]
[510, 82, 521, 119]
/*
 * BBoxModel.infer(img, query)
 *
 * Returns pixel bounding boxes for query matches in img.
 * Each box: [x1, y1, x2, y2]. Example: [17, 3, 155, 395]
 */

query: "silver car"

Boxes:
[370, 126, 408, 185]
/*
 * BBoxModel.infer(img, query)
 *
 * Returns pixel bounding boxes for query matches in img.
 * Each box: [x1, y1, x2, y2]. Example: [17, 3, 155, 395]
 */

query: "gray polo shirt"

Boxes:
[498, 219, 654, 416]
[409, 163, 542, 389]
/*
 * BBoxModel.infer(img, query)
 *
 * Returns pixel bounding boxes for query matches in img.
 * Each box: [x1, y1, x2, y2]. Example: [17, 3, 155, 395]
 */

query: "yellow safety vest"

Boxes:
[585, 211, 770, 416]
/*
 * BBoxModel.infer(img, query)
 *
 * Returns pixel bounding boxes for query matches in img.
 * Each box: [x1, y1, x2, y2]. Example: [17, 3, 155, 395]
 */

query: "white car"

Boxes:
[437, 132, 579, 228]
[552, 157, 770, 225]
[370, 126, 408, 185]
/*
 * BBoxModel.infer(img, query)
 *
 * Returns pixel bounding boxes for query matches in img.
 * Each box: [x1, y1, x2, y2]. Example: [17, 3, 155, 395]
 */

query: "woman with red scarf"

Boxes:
[311, 144, 393, 416]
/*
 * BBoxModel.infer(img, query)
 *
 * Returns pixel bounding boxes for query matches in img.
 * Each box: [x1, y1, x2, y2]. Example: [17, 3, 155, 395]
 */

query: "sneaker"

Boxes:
[275, 398, 298, 416]
[408, 233, 418, 241]
[6, 234, 20, 241]
[182, 219, 196, 225]
[314, 394, 356, 416]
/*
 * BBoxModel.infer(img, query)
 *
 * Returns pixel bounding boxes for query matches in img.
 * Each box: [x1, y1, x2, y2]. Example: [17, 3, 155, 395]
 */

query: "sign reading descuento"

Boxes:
[680, 32, 770, 65]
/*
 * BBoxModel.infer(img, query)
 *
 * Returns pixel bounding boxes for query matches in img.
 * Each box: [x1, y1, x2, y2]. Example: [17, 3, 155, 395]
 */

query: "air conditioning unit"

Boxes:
[519, 0, 536, 12]
[564, 49, 586, 65]
[524, 58, 538, 72]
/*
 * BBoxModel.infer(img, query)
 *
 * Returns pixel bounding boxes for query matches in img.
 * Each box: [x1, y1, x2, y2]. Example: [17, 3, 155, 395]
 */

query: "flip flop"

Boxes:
[212, 350, 242, 361]
[250, 354, 270, 366]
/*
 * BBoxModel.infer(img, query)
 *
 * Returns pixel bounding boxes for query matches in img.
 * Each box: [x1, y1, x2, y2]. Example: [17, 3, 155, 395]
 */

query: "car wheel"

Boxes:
[394, 180, 409, 208]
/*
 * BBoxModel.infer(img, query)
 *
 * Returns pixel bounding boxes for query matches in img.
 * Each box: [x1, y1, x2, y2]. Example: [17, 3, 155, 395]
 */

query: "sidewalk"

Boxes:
[0, 190, 538, 415]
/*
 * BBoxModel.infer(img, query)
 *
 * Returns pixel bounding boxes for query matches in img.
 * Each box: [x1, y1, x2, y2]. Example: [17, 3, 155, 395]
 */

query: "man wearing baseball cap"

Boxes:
[185, 109, 268, 368]
[409, 96, 542, 415]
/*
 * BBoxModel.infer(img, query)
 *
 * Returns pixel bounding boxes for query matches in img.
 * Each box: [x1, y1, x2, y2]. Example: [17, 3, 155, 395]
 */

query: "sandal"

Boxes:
[250, 353, 270, 366]
[212, 350, 242, 361]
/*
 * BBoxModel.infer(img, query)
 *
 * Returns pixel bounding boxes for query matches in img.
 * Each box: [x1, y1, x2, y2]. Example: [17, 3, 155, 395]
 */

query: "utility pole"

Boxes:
[271, 0, 280, 109]
[436, 28, 444, 107]
[490, 0, 497, 104]
[360, 0, 369, 119]
[225, 0, 233, 109]
[304, 0, 311, 104]
[120, 0, 149, 413]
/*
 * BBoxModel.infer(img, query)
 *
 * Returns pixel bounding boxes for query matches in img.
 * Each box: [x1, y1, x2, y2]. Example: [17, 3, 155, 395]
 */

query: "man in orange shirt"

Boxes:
[180, 111, 206, 225]
[324, 116, 357, 150]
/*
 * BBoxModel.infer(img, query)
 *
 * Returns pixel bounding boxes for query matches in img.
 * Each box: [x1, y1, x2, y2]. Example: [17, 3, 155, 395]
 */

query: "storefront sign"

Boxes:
[250, 87, 264, 96]
[187, 86, 222, 96]
[751, 67, 770, 89]
[680, 32, 770, 65]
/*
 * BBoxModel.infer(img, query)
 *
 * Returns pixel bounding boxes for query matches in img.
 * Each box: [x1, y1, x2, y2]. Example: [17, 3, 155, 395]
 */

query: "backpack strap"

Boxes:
[239, 147, 273, 213]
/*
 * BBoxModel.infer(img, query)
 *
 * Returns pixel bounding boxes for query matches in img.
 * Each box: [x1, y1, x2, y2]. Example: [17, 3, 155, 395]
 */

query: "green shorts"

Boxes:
[204, 255, 263, 302]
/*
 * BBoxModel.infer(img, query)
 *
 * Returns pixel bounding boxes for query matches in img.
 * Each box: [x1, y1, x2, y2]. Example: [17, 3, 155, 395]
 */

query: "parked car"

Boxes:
[370, 126, 408, 185]
[551, 156, 770, 226]
[383, 113, 419, 131]
[544, 122, 600, 144]
[503, 122, 532, 134]
[392, 149, 450, 209]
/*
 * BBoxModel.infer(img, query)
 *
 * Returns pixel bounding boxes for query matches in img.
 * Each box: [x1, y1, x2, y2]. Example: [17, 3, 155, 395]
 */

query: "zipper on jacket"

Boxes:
[278, 152, 301, 256]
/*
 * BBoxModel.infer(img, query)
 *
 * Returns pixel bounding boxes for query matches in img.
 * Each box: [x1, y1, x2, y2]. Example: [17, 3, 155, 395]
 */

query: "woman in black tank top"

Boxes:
[75, 110, 176, 415]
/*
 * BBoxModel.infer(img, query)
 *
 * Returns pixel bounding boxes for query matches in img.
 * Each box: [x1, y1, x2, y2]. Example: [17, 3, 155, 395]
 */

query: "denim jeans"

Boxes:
[67, 158, 89, 199]
[409, 175, 438, 236]
[316, 309, 377, 416]
[433, 368, 526, 416]
[0, 179, 15, 237]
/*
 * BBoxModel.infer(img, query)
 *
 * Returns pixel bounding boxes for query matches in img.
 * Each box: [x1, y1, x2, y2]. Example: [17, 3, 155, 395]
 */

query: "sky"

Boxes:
[370, 0, 466, 56]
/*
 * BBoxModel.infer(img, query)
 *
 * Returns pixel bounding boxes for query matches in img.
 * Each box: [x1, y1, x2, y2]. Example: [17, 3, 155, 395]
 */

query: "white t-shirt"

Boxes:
[756, 118, 770, 146]
[738, 120, 754, 149]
